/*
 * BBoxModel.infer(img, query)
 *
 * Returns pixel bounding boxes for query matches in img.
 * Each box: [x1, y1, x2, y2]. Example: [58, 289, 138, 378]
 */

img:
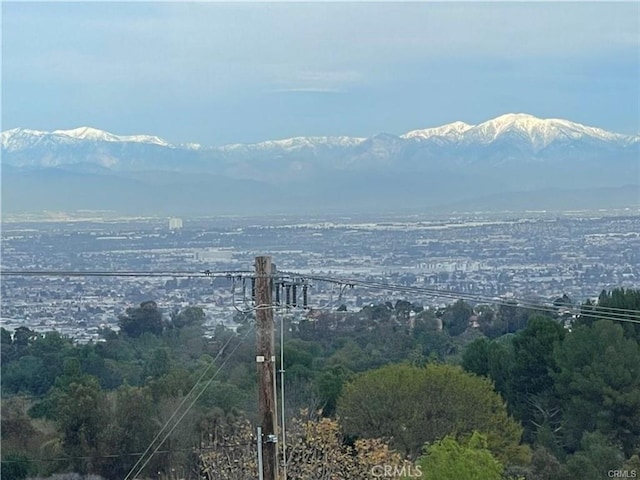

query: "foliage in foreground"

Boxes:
[418, 431, 504, 480]
[199, 415, 413, 480]
[337, 363, 530, 465]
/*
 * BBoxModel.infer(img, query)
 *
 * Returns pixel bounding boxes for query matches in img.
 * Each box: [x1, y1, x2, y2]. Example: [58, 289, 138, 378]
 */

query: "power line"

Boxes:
[292, 273, 640, 325]
[123, 329, 241, 480]
[0, 442, 256, 464]
[2, 267, 638, 321]
[126, 324, 255, 480]
[0, 269, 253, 278]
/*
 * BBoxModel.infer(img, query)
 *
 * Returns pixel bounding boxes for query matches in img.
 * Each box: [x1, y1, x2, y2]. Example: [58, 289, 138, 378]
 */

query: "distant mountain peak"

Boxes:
[400, 113, 633, 149]
[1, 126, 173, 151]
[401, 121, 474, 140]
[53, 126, 118, 142]
[454, 113, 629, 149]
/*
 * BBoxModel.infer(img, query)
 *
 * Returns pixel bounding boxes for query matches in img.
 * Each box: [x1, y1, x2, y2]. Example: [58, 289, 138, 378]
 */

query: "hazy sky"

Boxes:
[2, 2, 638, 146]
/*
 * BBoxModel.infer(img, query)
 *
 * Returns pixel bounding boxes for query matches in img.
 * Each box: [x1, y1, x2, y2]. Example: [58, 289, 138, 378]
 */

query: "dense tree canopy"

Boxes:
[417, 432, 504, 480]
[3, 291, 639, 479]
[337, 363, 529, 464]
[552, 320, 640, 455]
[118, 300, 164, 337]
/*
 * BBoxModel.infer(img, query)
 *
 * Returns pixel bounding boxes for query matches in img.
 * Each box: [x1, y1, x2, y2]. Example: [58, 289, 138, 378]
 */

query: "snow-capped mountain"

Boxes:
[1, 126, 180, 152]
[2, 113, 638, 215]
[2, 113, 636, 166]
[401, 121, 474, 141]
[458, 113, 632, 149]
[401, 113, 634, 150]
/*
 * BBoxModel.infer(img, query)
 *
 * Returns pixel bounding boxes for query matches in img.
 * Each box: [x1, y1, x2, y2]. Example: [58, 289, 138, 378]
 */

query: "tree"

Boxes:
[143, 347, 172, 379]
[462, 337, 491, 377]
[577, 289, 640, 340]
[507, 316, 565, 442]
[560, 432, 625, 480]
[441, 300, 473, 336]
[337, 363, 529, 464]
[0, 453, 34, 480]
[1, 327, 15, 363]
[313, 364, 353, 416]
[417, 431, 504, 480]
[118, 301, 164, 338]
[552, 320, 640, 456]
[97, 385, 159, 479]
[47, 374, 108, 474]
[170, 306, 205, 329]
[498, 301, 532, 334]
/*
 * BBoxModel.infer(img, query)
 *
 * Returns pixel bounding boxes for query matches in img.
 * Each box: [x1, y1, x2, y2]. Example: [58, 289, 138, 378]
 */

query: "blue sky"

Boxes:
[2, 2, 638, 146]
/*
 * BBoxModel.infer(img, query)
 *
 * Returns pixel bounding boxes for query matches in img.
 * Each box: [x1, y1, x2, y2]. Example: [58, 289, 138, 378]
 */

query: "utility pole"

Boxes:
[255, 256, 278, 480]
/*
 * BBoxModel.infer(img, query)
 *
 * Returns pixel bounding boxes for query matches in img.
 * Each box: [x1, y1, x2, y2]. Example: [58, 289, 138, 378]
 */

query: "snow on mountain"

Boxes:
[219, 135, 366, 152]
[3, 115, 635, 154]
[55, 126, 173, 147]
[2, 126, 173, 151]
[460, 113, 629, 149]
[401, 121, 474, 141]
[2, 114, 636, 174]
[52, 126, 121, 142]
[1, 128, 49, 152]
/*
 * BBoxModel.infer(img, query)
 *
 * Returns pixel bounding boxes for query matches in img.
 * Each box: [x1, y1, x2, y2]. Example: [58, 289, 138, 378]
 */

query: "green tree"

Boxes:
[0, 453, 34, 480]
[417, 431, 504, 480]
[118, 300, 164, 338]
[498, 301, 532, 334]
[462, 336, 515, 409]
[47, 374, 108, 474]
[143, 347, 172, 379]
[313, 364, 353, 416]
[98, 385, 159, 479]
[560, 432, 625, 480]
[337, 363, 529, 464]
[1, 327, 15, 364]
[462, 337, 491, 377]
[577, 289, 640, 340]
[552, 320, 640, 455]
[170, 306, 205, 329]
[441, 300, 473, 336]
[508, 316, 565, 442]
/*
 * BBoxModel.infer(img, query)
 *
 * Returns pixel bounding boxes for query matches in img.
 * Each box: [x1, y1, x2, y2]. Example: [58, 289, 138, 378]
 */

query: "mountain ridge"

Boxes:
[3, 113, 637, 154]
[2, 113, 638, 215]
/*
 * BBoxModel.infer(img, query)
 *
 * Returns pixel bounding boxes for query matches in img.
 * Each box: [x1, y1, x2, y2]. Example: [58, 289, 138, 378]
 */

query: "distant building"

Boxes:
[169, 217, 183, 230]
[416, 260, 481, 273]
[194, 248, 234, 262]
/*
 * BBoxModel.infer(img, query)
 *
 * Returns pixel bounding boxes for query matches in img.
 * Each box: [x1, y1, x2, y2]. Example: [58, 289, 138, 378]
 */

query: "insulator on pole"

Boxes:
[292, 284, 297, 307]
[275, 282, 281, 305]
[251, 277, 256, 302]
[285, 285, 291, 306]
[303, 284, 308, 309]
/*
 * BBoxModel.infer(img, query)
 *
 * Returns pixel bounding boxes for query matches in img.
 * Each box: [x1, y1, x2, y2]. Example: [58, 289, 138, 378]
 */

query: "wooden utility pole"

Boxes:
[255, 256, 278, 480]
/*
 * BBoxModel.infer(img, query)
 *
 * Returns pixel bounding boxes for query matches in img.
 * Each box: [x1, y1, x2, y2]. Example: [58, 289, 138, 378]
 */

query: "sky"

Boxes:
[2, 1, 639, 146]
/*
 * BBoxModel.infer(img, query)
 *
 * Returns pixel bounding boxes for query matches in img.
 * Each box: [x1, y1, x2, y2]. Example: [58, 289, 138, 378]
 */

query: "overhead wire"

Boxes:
[290, 273, 640, 325]
[0, 442, 256, 465]
[0, 269, 253, 278]
[2, 267, 638, 320]
[124, 324, 255, 480]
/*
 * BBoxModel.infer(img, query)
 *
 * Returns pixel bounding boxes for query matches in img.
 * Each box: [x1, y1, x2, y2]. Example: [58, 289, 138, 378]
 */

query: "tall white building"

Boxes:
[168, 217, 183, 230]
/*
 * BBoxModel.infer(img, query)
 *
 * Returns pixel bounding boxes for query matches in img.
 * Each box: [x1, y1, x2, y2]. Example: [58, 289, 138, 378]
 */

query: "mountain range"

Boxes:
[2, 113, 638, 215]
